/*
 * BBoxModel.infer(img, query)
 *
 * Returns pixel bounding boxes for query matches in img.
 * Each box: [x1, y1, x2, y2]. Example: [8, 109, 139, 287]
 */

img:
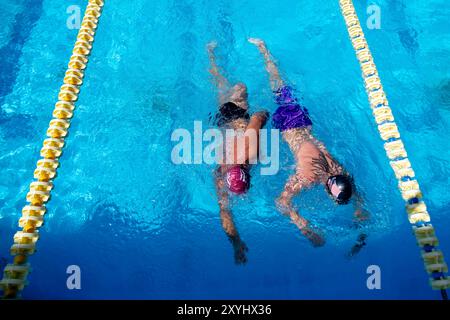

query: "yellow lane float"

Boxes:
[0, 0, 105, 299]
[339, 0, 450, 292]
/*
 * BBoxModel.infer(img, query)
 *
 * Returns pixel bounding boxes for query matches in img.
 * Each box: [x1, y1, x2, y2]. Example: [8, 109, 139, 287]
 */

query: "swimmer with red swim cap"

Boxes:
[208, 41, 269, 265]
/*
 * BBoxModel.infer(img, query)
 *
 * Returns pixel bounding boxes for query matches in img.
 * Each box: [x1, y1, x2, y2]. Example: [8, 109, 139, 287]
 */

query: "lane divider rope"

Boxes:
[338, 0, 450, 295]
[0, 0, 105, 299]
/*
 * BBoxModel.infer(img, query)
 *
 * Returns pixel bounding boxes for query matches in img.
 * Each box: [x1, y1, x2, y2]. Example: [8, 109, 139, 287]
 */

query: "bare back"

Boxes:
[283, 128, 344, 186]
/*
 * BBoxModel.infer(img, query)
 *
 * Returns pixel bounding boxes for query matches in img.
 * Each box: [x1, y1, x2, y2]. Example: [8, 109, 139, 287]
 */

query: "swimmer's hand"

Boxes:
[207, 41, 218, 53]
[293, 216, 325, 248]
[301, 226, 326, 247]
[230, 237, 248, 265]
[347, 233, 368, 258]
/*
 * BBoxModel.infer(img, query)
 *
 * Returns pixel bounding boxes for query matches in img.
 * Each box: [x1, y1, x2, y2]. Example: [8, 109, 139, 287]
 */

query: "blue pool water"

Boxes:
[0, 0, 449, 299]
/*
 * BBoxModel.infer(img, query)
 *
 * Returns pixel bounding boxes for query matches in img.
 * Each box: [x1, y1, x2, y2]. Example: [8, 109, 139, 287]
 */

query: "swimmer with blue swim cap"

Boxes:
[249, 38, 369, 250]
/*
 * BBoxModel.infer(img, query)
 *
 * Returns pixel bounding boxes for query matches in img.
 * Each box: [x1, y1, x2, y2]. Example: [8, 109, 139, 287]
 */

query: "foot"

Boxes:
[248, 37, 265, 47]
[207, 40, 217, 53]
[248, 38, 268, 52]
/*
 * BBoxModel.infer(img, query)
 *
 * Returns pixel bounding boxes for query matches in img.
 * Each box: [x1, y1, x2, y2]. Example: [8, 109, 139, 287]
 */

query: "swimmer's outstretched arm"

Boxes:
[248, 38, 284, 91]
[215, 167, 248, 264]
[207, 41, 231, 103]
[277, 175, 325, 247]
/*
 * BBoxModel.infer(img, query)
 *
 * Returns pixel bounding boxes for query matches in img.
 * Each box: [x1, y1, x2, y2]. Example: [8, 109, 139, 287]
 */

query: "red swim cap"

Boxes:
[226, 165, 250, 194]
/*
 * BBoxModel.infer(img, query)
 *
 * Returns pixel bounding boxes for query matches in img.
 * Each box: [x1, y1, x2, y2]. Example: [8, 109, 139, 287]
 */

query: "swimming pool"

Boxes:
[0, 0, 449, 299]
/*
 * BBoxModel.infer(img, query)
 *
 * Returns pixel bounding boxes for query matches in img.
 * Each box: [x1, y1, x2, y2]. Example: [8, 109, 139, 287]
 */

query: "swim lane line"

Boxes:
[338, 0, 449, 296]
[0, 0, 105, 299]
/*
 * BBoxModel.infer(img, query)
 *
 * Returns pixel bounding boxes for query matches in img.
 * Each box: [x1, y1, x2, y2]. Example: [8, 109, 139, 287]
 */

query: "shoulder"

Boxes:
[326, 154, 345, 175]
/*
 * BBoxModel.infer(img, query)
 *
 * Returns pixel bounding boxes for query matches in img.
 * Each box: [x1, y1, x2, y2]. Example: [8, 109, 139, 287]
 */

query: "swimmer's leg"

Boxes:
[248, 38, 284, 91]
[207, 41, 231, 104]
[208, 41, 249, 109]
